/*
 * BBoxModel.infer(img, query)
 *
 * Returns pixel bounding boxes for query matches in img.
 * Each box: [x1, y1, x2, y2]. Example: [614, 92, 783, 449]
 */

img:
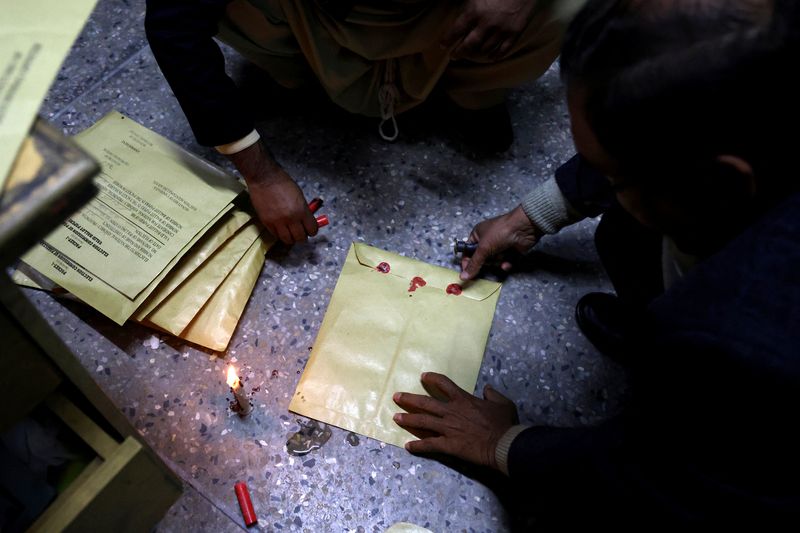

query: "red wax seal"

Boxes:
[235, 481, 258, 527]
[376, 262, 391, 273]
[408, 276, 427, 292]
[446, 283, 463, 295]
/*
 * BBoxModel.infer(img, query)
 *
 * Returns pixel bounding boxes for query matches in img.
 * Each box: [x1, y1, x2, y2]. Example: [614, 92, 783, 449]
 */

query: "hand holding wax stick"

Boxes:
[308, 197, 330, 229]
[456, 206, 544, 280]
[227, 366, 253, 416]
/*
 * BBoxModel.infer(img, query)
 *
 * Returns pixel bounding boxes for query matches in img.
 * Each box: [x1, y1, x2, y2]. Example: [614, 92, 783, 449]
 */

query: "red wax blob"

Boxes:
[408, 276, 427, 292]
[234, 481, 258, 526]
[446, 283, 463, 295]
[376, 262, 391, 273]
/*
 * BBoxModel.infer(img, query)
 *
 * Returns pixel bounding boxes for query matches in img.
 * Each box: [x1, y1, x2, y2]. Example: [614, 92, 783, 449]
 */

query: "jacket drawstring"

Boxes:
[378, 58, 399, 141]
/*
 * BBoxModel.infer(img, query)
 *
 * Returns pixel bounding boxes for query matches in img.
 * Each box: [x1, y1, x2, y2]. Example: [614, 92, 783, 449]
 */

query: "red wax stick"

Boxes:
[316, 214, 329, 228]
[234, 481, 258, 527]
[308, 198, 323, 213]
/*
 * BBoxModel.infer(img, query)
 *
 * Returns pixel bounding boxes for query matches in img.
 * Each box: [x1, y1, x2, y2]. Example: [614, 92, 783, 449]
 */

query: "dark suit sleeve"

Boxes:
[507, 419, 624, 483]
[145, 0, 254, 146]
[554, 154, 616, 218]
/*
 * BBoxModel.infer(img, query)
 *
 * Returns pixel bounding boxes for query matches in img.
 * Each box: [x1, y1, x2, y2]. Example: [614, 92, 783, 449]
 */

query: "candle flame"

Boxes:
[226, 366, 239, 388]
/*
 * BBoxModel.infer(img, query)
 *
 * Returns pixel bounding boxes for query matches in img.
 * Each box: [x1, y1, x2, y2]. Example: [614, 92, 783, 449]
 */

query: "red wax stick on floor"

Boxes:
[234, 481, 258, 527]
[316, 214, 329, 228]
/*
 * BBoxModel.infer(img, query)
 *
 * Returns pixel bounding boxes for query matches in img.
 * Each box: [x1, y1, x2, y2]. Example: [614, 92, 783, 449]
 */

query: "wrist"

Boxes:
[215, 129, 260, 155]
[494, 424, 529, 475]
[521, 177, 581, 234]
[509, 204, 544, 237]
[227, 140, 283, 185]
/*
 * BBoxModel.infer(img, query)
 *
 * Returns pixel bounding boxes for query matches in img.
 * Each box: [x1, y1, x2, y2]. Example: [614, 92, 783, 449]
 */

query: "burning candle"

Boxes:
[227, 366, 252, 416]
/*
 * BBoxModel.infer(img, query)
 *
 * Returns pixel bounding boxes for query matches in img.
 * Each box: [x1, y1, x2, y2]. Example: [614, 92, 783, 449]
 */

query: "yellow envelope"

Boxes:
[142, 222, 263, 336]
[289, 243, 502, 448]
[19, 205, 232, 325]
[16, 230, 273, 352]
[133, 209, 253, 322]
[170, 233, 273, 351]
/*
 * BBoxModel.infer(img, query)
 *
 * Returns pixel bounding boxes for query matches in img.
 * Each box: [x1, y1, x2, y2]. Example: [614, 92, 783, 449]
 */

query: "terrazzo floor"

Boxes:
[20, 0, 628, 530]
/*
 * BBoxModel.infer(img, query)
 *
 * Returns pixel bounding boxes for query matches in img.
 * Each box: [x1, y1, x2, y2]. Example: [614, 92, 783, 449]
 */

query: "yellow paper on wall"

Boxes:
[0, 0, 98, 189]
[289, 243, 501, 448]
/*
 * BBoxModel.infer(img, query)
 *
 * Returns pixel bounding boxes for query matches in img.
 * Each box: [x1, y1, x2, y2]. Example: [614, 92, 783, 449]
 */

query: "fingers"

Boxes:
[400, 425, 440, 441]
[484, 384, 519, 425]
[420, 372, 467, 401]
[451, 27, 484, 58]
[405, 436, 448, 455]
[440, 12, 472, 50]
[274, 224, 293, 245]
[460, 228, 480, 272]
[393, 412, 444, 434]
[265, 203, 319, 245]
[289, 220, 309, 243]
[302, 208, 319, 237]
[460, 242, 490, 281]
[393, 392, 448, 417]
[483, 384, 513, 406]
[491, 37, 514, 61]
[477, 30, 505, 59]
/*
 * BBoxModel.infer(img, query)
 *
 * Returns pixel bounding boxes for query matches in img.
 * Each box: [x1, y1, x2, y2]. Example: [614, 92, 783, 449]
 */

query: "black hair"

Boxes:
[560, 0, 800, 195]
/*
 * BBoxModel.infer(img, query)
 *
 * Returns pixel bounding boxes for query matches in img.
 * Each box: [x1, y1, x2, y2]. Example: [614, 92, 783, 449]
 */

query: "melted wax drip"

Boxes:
[446, 283, 463, 295]
[286, 419, 332, 456]
[408, 276, 427, 292]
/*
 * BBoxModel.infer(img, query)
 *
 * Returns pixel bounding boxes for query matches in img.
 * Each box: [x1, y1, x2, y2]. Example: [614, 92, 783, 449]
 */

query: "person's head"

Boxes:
[561, 0, 799, 254]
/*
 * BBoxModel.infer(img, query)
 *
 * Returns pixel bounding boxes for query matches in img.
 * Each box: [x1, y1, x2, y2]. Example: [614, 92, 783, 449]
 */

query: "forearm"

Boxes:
[225, 138, 282, 185]
[520, 154, 616, 234]
[145, 0, 253, 146]
[500, 418, 624, 480]
[521, 176, 584, 234]
[553, 154, 616, 219]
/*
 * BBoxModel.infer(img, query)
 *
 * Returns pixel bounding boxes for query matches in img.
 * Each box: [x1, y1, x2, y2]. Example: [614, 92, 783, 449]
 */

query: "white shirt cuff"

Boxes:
[495, 424, 530, 476]
[215, 129, 260, 155]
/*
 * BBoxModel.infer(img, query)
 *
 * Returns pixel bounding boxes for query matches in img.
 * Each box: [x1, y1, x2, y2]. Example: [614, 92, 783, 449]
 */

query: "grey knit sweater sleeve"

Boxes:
[521, 177, 585, 234]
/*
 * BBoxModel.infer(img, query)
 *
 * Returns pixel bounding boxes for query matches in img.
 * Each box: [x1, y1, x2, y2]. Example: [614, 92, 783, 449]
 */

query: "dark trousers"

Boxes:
[594, 205, 664, 308]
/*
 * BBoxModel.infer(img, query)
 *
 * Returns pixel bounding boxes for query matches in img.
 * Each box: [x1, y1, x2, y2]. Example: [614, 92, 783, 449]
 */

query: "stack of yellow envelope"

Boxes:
[13, 111, 274, 351]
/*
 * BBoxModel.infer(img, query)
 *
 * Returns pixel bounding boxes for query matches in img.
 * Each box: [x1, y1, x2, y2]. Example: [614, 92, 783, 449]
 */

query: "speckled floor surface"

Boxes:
[22, 1, 628, 531]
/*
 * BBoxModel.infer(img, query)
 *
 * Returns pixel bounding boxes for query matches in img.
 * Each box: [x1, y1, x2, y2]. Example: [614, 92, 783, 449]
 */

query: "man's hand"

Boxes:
[460, 205, 542, 281]
[393, 372, 519, 470]
[441, 0, 538, 60]
[227, 141, 317, 245]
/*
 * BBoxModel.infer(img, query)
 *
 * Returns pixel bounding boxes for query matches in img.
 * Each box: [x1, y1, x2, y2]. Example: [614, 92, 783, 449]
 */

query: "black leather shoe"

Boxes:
[575, 292, 639, 367]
